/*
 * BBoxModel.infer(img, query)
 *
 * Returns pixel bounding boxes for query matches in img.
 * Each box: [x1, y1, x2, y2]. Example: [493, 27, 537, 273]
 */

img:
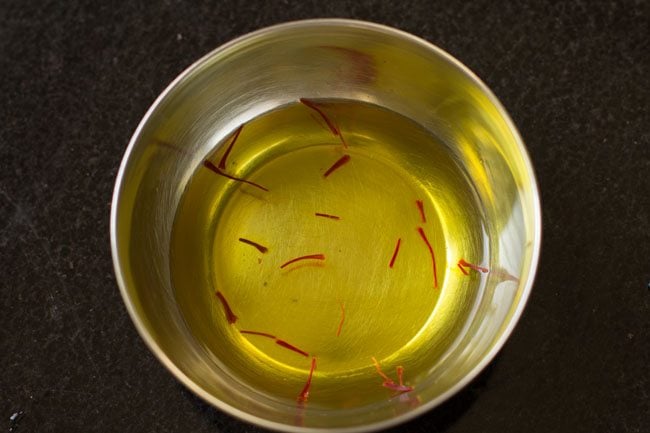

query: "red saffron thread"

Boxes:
[203, 160, 269, 192]
[338, 133, 348, 148]
[299, 98, 347, 148]
[308, 113, 330, 132]
[218, 124, 244, 169]
[458, 259, 489, 274]
[323, 154, 351, 178]
[415, 200, 426, 223]
[417, 227, 439, 289]
[276, 339, 309, 357]
[239, 330, 276, 339]
[297, 357, 317, 402]
[396, 366, 405, 387]
[389, 238, 402, 268]
[372, 359, 413, 393]
[300, 98, 339, 136]
[457, 262, 469, 275]
[215, 291, 238, 324]
[280, 254, 326, 269]
[238, 238, 268, 253]
[371, 357, 395, 385]
[240, 330, 309, 357]
[315, 212, 341, 220]
[336, 302, 345, 337]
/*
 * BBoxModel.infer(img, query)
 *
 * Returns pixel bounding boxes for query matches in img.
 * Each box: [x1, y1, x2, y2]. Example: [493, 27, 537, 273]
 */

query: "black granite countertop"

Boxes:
[1, 1, 648, 432]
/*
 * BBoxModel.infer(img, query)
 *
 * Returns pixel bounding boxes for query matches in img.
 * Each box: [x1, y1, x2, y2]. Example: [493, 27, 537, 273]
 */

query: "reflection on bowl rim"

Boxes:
[110, 18, 542, 433]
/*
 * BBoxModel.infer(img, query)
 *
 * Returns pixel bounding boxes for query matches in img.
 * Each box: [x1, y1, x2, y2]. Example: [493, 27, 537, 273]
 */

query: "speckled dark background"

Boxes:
[1, 0, 648, 432]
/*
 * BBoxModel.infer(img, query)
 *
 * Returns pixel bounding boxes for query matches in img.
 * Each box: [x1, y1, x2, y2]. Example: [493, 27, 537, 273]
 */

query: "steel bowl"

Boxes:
[111, 18, 541, 432]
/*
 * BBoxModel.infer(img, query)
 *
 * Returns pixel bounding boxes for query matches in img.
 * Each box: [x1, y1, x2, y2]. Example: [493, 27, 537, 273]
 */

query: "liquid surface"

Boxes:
[171, 100, 488, 407]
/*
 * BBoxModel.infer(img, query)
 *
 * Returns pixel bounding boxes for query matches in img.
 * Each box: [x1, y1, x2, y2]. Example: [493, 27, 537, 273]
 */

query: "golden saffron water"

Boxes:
[171, 100, 488, 406]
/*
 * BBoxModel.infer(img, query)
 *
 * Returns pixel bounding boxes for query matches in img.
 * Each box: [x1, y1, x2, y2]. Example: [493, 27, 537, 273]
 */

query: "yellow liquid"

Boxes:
[171, 100, 487, 408]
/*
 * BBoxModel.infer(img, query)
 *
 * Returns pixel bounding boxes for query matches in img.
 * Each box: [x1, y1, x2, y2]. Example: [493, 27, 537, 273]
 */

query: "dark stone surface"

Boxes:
[1, 0, 648, 432]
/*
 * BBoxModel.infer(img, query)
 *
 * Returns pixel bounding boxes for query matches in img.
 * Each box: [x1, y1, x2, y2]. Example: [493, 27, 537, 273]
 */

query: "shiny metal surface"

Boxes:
[110, 19, 541, 432]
